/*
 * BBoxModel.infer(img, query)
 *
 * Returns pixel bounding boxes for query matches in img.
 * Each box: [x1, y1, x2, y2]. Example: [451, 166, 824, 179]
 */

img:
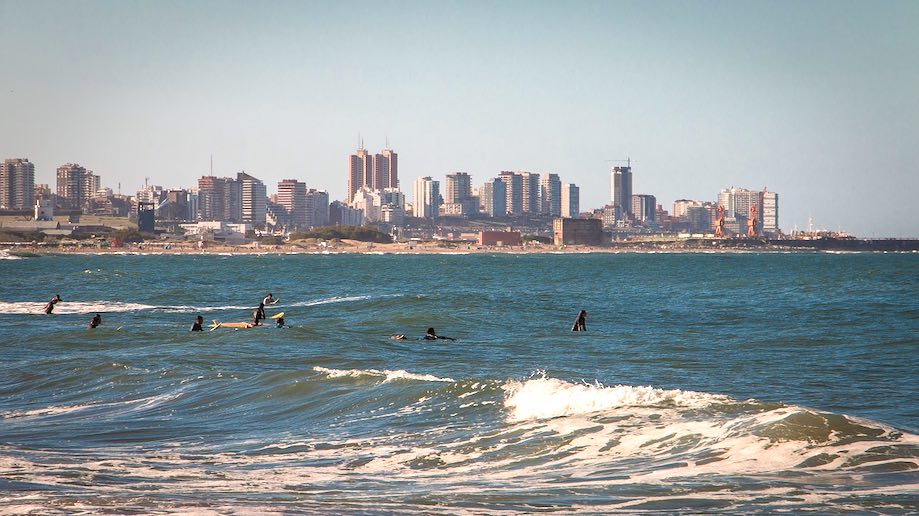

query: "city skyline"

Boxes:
[1, 1, 917, 236]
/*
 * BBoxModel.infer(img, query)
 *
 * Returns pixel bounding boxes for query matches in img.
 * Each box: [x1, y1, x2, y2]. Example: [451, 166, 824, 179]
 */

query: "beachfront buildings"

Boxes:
[631, 194, 657, 224]
[0, 158, 35, 210]
[443, 172, 476, 216]
[498, 171, 523, 216]
[479, 178, 507, 218]
[56, 163, 100, 210]
[412, 176, 440, 219]
[561, 183, 579, 218]
[238, 173, 266, 226]
[611, 166, 633, 218]
[540, 173, 562, 217]
[553, 217, 603, 246]
[348, 142, 398, 205]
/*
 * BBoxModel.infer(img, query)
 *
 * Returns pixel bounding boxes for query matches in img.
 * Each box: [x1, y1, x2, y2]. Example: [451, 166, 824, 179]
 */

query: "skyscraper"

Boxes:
[377, 147, 398, 189]
[238, 172, 266, 226]
[412, 176, 440, 219]
[349, 142, 398, 204]
[480, 178, 507, 218]
[498, 171, 523, 216]
[348, 144, 372, 204]
[197, 176, 229, 221]
[444, 172, 476, 214]
[762, 189, 779, 234]
[611, 166, 632, 216]
[56, 163, 90, 209]
[0, 158, 35, 210]
[631, 194, 657, 223]
[561, 183, 579, 218]
[277, 179, 307, 228]
[305, 189, 330, 228]
[519, 172, 540, 214]
[540, 173, 562, 216]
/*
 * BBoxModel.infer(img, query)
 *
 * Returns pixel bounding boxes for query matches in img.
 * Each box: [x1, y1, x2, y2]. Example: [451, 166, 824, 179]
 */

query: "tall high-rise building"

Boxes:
[480, 178, 507, 217]
[561, 183, 579, 218]
[498, 171, 523, 216]
[305, 189, 330, 228]
[0, 158, 35, 210]
[348, 144, 372, 205]
[376, 147, 398, 190]
[519, 172, 540, 214]
[349, 142, 398, 204]
[611, 166, 633, 216]
[412, 176, 440, 219]
[631, 194, 657, 223]
[762, 189, 779, 234]
[540, 173, 562, 216]
[718, 186, 763, 222]
[238, 172, 266, 225]
[197, 176, 229, 221]
[444, 172, 472, 204]
[56, 163, 92, 209]
[277, 179, 308, 228]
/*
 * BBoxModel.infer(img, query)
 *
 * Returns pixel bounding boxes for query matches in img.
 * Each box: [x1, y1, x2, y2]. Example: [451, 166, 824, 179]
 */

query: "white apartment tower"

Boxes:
[0, 158, 35, 210]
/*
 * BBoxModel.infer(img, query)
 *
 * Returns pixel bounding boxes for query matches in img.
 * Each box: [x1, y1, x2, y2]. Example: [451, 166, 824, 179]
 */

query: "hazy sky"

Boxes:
[2, 0, 917, 236]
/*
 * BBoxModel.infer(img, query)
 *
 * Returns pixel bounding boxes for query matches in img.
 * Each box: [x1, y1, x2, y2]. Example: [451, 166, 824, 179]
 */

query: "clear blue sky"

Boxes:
[1, 0, 917, 236]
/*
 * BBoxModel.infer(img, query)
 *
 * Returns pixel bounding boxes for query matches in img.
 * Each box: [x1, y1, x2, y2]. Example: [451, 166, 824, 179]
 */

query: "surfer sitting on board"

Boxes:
[571, 310, 587, 332]
[44, 294, 62, 314]
[191, 315, 204, 331]
[424, 327, 455, 341]
[89, 313, 102, 329]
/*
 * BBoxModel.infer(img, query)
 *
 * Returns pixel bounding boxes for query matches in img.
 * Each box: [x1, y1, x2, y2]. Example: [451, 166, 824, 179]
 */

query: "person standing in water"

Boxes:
[89, 313, 102, 329]
[262, 293, 276, 305]
[191, 315, 204, 331]
[572, 310, 587, 331]
[253, 303, 265, 326]
[44, 294, 62, 314]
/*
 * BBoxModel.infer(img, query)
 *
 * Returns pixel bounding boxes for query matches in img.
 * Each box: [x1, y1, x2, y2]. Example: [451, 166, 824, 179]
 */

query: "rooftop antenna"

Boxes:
[385, 135, 390, 150]
[118, 182, 121, 196]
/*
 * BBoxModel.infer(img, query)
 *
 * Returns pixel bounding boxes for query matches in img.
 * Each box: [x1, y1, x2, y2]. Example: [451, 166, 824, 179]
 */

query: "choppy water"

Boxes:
[1, 252, 917, 514]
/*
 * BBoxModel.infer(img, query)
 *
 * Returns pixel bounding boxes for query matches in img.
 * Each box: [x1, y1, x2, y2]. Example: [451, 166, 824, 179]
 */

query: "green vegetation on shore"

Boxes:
[289, 225, 393, 244]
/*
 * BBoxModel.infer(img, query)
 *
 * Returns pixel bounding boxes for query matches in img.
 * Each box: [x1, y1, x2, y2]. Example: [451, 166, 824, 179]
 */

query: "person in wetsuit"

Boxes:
[424, 327, 455, 341]
[44, 294, 62, 314]
[253, 303, 265, 326]
[191, 315, 204, 331]
[89, 313, 102, 329]
[572, 310, 587, 331]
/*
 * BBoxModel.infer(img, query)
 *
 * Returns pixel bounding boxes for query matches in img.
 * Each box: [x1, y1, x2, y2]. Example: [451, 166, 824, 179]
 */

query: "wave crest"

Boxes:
[503, 376, 729, 422]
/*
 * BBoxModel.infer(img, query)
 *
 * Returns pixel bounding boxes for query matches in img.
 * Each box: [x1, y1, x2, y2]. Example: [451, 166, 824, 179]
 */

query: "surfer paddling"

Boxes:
[424, 327, 455, 341]
[572, 310, 587, 331]
[43, 294, 62, 314]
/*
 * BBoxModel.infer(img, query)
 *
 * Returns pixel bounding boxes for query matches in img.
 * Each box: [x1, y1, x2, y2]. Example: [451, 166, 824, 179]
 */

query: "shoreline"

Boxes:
[4, 239, 919, 257]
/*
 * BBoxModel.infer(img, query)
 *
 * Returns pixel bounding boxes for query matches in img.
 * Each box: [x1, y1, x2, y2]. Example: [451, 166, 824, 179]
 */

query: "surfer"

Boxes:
[572, 310, 587, 331]
[275, 316, 286, 328]
[262, 293, 276, 305]
[191, 315, 204, 331]
[43, 294, 62, 314]
[424, 327, 455, 341]
[89, 313, 102, 329]
[253, 303, 265, 326]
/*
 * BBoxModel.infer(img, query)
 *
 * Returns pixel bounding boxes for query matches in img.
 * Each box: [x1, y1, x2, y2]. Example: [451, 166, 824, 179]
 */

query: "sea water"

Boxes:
[0, 252, 917, 513]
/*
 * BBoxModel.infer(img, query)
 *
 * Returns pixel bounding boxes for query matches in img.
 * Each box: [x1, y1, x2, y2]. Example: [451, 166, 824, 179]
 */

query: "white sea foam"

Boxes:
[313, 366, 454, 383]
[502, 376, 728, 422]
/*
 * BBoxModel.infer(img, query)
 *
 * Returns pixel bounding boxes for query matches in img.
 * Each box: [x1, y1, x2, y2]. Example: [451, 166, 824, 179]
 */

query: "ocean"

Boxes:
[1, 251, 917, 514]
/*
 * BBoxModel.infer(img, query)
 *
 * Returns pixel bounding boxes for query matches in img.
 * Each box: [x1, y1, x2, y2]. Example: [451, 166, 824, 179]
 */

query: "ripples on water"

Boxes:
[0, 253, 917, 513]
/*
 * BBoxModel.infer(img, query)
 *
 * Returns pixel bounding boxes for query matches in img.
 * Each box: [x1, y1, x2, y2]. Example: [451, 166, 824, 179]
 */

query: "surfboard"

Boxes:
[210, 320, 255, 330]
[269, 312, 285, 320]
[270, 298, 280, 305]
